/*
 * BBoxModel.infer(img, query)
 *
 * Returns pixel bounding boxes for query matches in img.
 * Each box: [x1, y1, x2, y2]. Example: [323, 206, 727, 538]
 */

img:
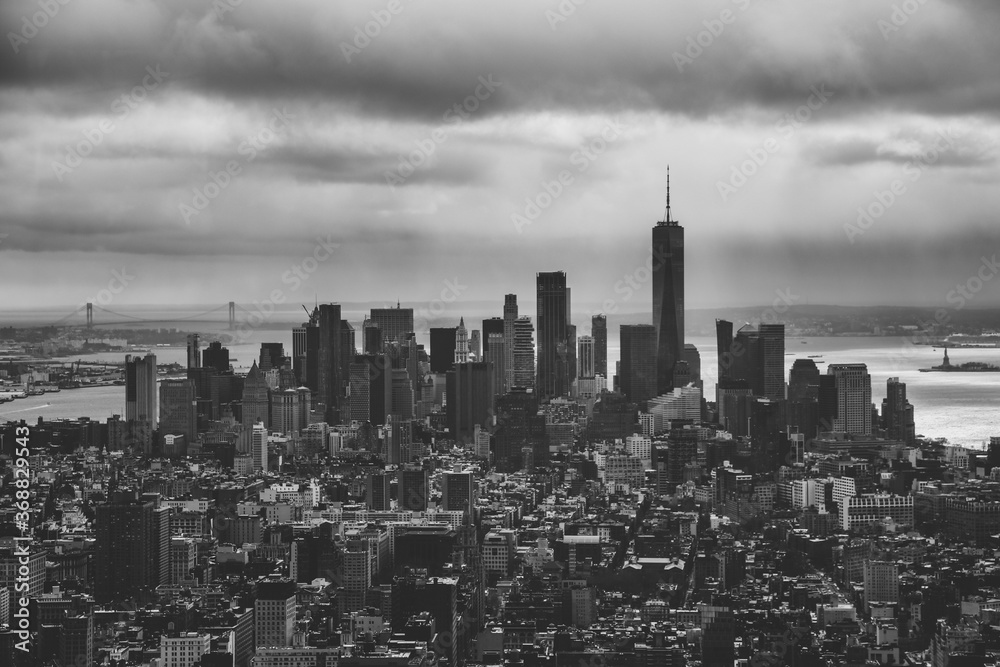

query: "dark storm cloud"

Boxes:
[5, 0, 1000, 121]
[805, 128, 997, 168]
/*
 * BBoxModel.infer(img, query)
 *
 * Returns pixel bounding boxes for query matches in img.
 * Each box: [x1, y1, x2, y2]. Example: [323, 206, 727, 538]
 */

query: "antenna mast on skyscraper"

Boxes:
[665, 165, 673, 223]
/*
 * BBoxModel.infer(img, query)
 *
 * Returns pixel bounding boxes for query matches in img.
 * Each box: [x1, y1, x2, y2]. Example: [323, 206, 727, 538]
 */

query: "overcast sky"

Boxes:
[2, 0, 999, 317]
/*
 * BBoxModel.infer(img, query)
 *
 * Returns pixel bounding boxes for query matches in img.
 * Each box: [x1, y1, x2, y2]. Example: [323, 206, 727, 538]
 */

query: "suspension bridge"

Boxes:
[44, 302, 264, 329]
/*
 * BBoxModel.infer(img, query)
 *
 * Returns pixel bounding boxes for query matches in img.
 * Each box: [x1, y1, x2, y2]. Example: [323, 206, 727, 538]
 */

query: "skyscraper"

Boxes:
[591, 314, 607, 381]
[317, 304, 343, 423]
[398, 464, 429, 511]
[202, 341, 230, 373]
[788, 358, 821, 402]
[186, 333, 200, 370]
[369, 304, 414, 346]
[429, 327, 458, 373]
[512, 316, 535, 389]
[366, 473, 391, 511]
[652, 171, 684, 394]
[759, 323, 786, 400]
[349, 353, 392, 424]
[715, 319, 734, 382]
[442, 471, 475, 519]
[882, 377, 915, 444]
[503, 294, 518, 392]
[483, 332, 506, 397]
[241, 361, 270, 428]
[619, 324, 657, 405]
[159, 378, 197, 448]
[258, 342, 284, 372]
[454, 317, 470, 364]
[536, 271, 571, 400]
[732, 324, 764, 396]
[251, 423, 268, 472]
[446, 361, 495, 444]
[482, 317, 504, 353]
[577, 335, 595, 379]
[828, 363, 873, 435]
[254, 579, 296, 648]
[94, 490, 169, 603]
[125, 352, 157, 427]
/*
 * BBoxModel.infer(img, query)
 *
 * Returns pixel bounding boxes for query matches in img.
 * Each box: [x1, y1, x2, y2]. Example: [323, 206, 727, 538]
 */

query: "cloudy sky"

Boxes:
[2, 0, 999, 318]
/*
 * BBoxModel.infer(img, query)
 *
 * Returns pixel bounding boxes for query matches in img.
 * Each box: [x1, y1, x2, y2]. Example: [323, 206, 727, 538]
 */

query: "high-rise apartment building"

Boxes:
[503, 294, 518, 392]
[512, 317, 535, 389]
[94, 490, 169, 603]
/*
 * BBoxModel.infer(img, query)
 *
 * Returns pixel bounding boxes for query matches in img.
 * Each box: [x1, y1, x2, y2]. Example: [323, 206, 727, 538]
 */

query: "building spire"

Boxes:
[663, 165, 673, 223]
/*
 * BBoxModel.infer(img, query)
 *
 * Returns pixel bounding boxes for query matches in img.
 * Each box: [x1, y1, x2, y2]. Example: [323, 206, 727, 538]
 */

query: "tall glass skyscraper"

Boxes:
[591, 314, 607, 380]
[653, 172, 684, 395]
[536, 271, 571, 400]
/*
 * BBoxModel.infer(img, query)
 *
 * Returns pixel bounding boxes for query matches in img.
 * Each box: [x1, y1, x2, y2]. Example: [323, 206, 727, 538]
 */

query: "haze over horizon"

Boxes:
[2, 0, 999, 312]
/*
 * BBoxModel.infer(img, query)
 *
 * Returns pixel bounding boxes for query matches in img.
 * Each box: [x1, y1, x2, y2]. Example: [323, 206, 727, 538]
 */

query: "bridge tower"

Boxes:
[228, 302, 236, 330]
[86, 303, 93, 328]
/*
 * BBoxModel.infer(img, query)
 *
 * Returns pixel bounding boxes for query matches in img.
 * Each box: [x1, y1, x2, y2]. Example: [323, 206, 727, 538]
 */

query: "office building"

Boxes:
[619, 324, 657, 405]
[577, 335, 595, 380]
[503, 294, 518, 392]
[863, 560, 900, 605]
[161, 633, 210, 667]
[653, 174, 684, 394]
[759, 323, 786, 400]
[512, 316, 535, 388]
[429, 327, 458, 374]
[398, 464, 429, 511]
[186, 333, 200, 370]
[828, 363, 873, 435]
[882, 377, 915, 444]
[251, 423, 268, 472]
[369, 305, 414, 347]
[447, 361, 495, 444]
[349, 353, 392, 425]
[255, 579, 296, 648]
[592, 314, 607, 381]
[272, 388, 309, 436]
[258, 342, 284, 372]
[536, 271, 572, 400]
[483, 332, 506, 396]
[366, 473, 391, 511]
[94, 490, 169, 603]
[317, 304, 344, 424]
[715, 319, 734, 382]
[494, 388, 547, 472]
[159, 378, 197, 448]
[125, 352, 157, 427]
[241, 361, 270, 429]
[202, 341, 230, 373]
[442, 471, 475, 519]
[482, 317, 504, 354]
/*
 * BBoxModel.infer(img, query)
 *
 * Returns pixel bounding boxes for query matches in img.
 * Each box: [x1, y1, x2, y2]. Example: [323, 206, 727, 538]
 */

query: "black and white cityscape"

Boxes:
[3, 2, 1000, 666]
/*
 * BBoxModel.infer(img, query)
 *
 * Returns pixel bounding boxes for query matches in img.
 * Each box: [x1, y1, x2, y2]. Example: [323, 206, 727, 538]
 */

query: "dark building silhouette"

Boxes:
[94, 490, 169, 603]
[749, 398, 787, 474]
[366, 472, 392, 511]
[536, 271, 572, 400]
[482, 317, 504, 354]
[446, 361, 495, 444]
[759, 323, 785, 400]
[391, 574, 461, 666]
[716, 319, 734, 382]
[398, 465, 429, 511]
[317, 303, 344, 423]
[619, 324, 657, 405]
[258, 342, 284, 372]
[202, 341, 231, 373]
[789, 358, 821, 402]
[592, 314, 608, 380]
[653, 175, 684, 395]
[587, 392, 638, 443]
[655, 428, 699, 495]
[349, 353, 392, 425]
[493, 388, 547, 472]
[732, 324, 765, 397]
[441, 472, 475, 520]
[369, 305, 414, 347]
[882, 377, 915, 444]
[429, 327, 458, 374]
